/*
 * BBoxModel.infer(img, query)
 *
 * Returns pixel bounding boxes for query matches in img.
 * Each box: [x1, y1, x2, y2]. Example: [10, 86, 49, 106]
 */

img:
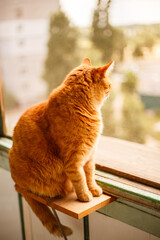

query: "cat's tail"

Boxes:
[15, 184, 72, 238]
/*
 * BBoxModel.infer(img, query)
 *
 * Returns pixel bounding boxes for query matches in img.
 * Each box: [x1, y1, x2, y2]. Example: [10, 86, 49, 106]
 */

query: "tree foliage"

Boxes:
[102, 92, 116, 137]
[121, 72, 138, 93]
[91, 0, 126, 62]
[43, 10, 80, 93]
[121, 72, 147, 144]
[133, 44, 144, 57]
[132, 28, 157, 57]
[121, 94, 146, 143]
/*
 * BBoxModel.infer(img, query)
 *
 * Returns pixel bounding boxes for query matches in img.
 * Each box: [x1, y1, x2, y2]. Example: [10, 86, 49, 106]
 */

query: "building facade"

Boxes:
[0, 0, 59, 105]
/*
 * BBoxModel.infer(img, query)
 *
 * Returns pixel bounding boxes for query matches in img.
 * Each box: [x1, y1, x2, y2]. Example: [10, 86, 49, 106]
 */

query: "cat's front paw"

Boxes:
[78, 191, 93, 202]
[90, 185, 103, 197]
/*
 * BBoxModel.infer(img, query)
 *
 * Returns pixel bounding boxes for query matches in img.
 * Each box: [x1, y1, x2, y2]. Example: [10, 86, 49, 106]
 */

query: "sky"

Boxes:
[60, 0, 160, 27]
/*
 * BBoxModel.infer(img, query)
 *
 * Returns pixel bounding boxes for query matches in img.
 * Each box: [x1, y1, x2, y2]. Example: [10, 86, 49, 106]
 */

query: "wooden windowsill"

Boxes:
[96, 136, 160, 189]
[95, 136, 160, 210]
[0, 135, 160, 210]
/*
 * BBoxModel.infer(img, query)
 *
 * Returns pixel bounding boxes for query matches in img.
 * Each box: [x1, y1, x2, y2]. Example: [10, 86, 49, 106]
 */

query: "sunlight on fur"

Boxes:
[9, 58, 114, 237]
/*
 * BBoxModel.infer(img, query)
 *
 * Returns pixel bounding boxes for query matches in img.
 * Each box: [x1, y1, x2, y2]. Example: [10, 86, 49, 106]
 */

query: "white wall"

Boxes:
[89, 212, 160, 240]
[0, 169, 21, 240]
[0, 169, 160, 240]
[23, 200, 160, 240]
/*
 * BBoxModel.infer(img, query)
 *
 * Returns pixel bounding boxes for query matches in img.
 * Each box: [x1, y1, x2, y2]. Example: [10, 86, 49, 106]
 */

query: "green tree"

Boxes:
[102, 92, 116, 137]
[133, 44, 143, 57]
[142, 31, 156, 49]
[132, 28, 157, 57]
[121, 72, 138, 93]
[121, 72, 147, 144]
[43, 10, 80, 93]
[91, 0, 126, 62]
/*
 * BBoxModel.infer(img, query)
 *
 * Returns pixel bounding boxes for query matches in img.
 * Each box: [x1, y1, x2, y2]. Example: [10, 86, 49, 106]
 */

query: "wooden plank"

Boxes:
[20, 191, 115, 219]
[96, 170, 160, 196]
[95, 171, 160, 210]
[96, 136, 160, 189]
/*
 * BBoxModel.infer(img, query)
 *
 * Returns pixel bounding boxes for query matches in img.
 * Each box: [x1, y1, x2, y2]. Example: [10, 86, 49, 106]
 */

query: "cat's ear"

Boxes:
[81, 58, 91, 66]
[98, 61, 114, 76]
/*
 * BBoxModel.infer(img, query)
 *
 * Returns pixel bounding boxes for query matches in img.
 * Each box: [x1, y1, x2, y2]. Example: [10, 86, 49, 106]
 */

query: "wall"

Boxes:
[1, 167, 160, 240]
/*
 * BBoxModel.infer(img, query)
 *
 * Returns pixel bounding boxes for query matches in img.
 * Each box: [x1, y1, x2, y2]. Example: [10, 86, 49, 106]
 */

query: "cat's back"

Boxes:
[11, 101, 48, 156]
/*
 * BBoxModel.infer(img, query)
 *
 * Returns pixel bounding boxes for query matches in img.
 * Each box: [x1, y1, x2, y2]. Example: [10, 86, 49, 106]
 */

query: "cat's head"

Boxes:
[64, 58, 114, 109]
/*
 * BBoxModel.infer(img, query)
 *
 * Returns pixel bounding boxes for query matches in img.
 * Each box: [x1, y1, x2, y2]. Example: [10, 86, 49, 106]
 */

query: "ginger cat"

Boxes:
[9, 58, 113, 237]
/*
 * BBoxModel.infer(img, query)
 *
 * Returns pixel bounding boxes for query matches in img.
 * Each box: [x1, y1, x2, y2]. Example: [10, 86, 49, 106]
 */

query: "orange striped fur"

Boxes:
[9, 58, 113, 236]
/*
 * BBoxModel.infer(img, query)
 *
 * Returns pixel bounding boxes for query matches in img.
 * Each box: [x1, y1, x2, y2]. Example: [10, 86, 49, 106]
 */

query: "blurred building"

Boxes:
[0, 0, 59, 105]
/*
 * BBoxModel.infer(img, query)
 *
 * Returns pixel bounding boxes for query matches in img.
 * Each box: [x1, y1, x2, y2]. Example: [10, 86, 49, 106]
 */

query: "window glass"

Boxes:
[0, 0, 160, 149]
